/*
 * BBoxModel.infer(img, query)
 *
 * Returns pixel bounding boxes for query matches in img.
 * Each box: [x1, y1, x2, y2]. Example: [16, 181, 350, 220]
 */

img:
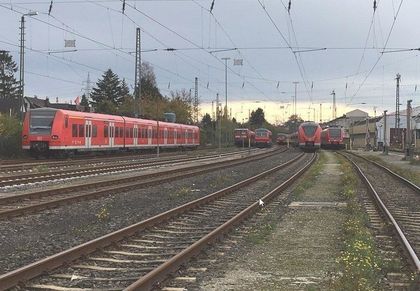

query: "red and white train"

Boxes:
[321, 127, 345, 149]
[22, 108, 200, 156]
[234, 128, 255, 147]
[255, 128, 272, 148]
[290, 122, 322, 151]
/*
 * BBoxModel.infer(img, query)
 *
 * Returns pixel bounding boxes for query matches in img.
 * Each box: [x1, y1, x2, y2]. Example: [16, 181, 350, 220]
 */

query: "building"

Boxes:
[23, 96, 90, 113]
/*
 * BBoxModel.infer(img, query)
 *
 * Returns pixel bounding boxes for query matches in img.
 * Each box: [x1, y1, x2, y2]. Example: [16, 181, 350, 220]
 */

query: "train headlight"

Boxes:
[22, 135, 28, 140]
[51, 135, 59, 140]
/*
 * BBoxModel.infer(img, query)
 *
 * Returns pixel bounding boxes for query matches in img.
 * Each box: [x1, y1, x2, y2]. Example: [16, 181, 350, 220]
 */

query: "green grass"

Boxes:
[333, 156, 384, 291]
[170, 186, 192, 199]
[245, 213, 276, 245]
[292, 151, 326, 199]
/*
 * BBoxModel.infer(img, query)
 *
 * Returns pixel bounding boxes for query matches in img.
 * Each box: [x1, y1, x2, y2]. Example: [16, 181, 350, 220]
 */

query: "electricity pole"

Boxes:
[406, 99, 412, 159]
[216, 93, 221, 152]
[319, 103, 322, 123]
[221, 57, 230, 119]
[134, 28, 141, 117]
[383, 110, 388, 155]
[395, 73, 401, 135]
[19, 11, 38, 120]
[331, 90, 336, 120]
[293, 81, 299, 116]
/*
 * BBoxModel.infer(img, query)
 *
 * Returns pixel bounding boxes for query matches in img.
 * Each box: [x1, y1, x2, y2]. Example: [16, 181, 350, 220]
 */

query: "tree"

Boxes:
[90, 69, 122, 113]
[167, 89, 193, 124]
[0, 50, 19, 100]
[139, 62, 162, 102]
[80, 94, 89, 107]
[284, 114, 304, 133]
[249, 107, 266, 128]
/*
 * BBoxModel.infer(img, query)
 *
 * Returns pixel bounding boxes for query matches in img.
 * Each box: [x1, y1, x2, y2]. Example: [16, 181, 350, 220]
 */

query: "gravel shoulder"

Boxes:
[0, 149, 297, 275]
[198, 150, 347, 290]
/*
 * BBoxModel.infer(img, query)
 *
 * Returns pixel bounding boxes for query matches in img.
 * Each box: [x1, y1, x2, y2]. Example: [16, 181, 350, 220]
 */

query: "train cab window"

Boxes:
[92, 125, 97, 138]
[72, 124, 78, 137]
[104, 125, 108, 138]
[79, 124, 84, 137]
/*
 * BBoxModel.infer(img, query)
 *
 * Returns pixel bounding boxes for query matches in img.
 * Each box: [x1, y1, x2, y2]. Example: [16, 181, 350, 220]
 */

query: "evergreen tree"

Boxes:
[90, 69, 122, 113]
[118, 78, 130, 104]
[80, 94, 89, 107]
[0, 50, 19, 100]
[249, 107, 266, 128]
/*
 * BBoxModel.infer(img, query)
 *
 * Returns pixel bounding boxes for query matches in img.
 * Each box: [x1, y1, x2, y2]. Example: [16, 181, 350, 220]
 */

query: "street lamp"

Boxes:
[20, 11, 38, 119]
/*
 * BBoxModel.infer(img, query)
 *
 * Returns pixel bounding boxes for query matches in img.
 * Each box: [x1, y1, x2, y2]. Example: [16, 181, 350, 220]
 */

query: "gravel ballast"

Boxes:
[0, 148, 299, 274]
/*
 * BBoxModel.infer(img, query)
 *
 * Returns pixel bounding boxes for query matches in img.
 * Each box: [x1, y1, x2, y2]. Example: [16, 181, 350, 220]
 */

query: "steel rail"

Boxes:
[0, 149, 266, 187]
[346, 151, 420, 191]
[0, 152, 307, 290]
[341, 153, 420, 273]
[125, 153, 317, 290]
[0, 149, 285, 219]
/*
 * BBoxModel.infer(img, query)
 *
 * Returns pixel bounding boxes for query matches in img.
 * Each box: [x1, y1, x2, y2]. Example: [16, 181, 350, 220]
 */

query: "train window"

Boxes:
[64, 116, 68, 128]
[130, 128, 133, 138]
[92, 125, 97, 138]
[104, 125, 108, 138]
[72, 124, 78, 137]
[115, 127, 119, 138]
[148, 129, 152, 139]
[79, 124, 84, 137]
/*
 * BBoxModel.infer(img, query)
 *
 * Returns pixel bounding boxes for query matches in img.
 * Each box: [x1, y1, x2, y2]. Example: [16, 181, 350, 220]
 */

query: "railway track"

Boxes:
[0, 148, 285, 219]
[0, 148, 262, 188]
[0, 152, 315, 291]
[341, 152, 420, 288]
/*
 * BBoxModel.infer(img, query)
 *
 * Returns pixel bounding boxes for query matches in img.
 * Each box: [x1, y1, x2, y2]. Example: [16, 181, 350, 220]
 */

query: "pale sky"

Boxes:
[0, 0, 418, 123]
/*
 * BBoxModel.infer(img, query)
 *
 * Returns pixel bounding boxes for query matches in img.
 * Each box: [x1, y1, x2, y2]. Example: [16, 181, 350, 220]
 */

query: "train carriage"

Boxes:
[255, 128, 272, 148]
[321, 127, 345, 149]
[234, 128, 255, 147]
[22, 108, 199, 156]
[297, 122, 322, 151]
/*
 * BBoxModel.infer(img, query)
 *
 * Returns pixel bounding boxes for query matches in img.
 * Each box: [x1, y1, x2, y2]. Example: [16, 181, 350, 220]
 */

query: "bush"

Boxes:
[0, 114, 22, 158]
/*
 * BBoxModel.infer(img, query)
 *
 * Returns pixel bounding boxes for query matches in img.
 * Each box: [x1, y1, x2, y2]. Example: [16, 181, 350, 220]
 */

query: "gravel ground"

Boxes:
[0, 148, 299, 275]
[196, 151, 347, 290]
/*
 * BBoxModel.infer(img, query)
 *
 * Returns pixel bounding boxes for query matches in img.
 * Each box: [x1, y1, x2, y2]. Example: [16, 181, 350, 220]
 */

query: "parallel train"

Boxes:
[321, 127, 345, 149]
[255, 128, 272, 148]
[276, 133, 288, 145]
[234, 128, 255, 147]
[22, 108, 200, 156]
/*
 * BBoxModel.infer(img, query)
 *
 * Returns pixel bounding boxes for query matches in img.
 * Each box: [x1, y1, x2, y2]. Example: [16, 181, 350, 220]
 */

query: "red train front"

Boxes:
[297, 122, 322, 151]
[255, 128, 272, 148]
[22, 108, 200, 156]
[234, 128, 255, 147]
[321, 127, 345, 149]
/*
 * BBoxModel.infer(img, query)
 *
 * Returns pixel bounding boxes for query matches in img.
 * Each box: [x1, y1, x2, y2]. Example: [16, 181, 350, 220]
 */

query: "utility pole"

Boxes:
[194, 77, 199, 123]
[383, 110, 388, 155]
[216, 93, 221, 152]
[221, 57, 230, 119]
[331, 90, 336, 120]
[406, 99, 412, 159]
[319, 103, 322, 123]
[134, 28, 141, 117]
[395, 73, 401, 135]
[293, 81, 299, 116]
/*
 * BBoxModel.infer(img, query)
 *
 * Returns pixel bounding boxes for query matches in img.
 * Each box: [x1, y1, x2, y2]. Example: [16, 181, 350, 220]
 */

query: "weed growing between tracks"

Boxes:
[292, 151, 325, 199]
[245, 212, 276, 245]
[333, 156, 383, 290]
[366, 154, 420, 185]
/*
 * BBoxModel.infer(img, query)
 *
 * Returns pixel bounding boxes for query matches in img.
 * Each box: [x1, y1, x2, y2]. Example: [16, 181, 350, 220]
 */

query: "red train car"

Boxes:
[297, 122, 322, 151]
[255, 128, 272, 148]
[276, 133, 288, 145]
[234, 128, 255, 147]
[321, 127, 345, 149]
[22, 108, 199, 156]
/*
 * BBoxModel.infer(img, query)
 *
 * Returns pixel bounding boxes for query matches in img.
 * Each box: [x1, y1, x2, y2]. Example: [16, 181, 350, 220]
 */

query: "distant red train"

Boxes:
[276, 133, 288, 145]
[22, 108, 200, 156]
[255, 128, 272, 148]
[292, 122, 322, 151]
[321, 127, 345, 149]
[234, 128, 255, 147]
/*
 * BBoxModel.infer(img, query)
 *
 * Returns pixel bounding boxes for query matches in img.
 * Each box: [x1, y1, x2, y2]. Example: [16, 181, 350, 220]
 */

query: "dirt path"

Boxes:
[198, 151, 346, 290]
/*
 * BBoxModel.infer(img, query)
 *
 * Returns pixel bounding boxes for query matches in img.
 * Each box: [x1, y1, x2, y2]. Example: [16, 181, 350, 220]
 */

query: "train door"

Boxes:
[109, 122, 115, 148]
[164, 128, 168, 145]
[85, 120, 92, 149]
[134, 124, 138, 147]
[147, 126, 152, 145]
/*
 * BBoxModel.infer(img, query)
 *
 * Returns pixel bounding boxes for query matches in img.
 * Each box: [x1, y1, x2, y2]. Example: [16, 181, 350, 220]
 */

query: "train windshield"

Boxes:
[302, 125, 318, 137]
[29, 109, 56, 135]
[256, 130, 267, 137]
[329, 128, 341, 138]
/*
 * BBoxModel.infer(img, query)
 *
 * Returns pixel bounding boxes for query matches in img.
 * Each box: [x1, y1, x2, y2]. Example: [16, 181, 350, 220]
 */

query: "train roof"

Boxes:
[299, 121, 320, 127]
[28, 108, 198, 129]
